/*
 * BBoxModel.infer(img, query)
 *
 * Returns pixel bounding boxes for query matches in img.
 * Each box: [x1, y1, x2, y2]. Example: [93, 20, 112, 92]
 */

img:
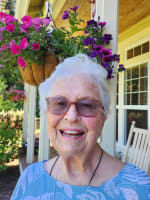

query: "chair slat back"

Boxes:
[123, 121, 150, 173]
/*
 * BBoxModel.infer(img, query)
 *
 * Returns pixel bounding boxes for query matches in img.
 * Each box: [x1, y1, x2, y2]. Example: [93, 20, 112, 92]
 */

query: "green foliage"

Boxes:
[0, 111, 23, 172]
[0, 81, 24, 112]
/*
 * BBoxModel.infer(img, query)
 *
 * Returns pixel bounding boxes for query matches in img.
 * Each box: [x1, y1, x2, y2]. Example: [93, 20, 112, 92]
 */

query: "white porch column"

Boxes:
[38, 112, 50, 161]
[95, 0, 119, 156]
[15, 0, 30, 19]
[26, 86, 37, 164]
[22, 83, 30, 142]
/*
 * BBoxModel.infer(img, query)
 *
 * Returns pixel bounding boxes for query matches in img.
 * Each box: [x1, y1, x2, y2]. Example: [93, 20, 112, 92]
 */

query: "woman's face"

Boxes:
[47, 74, 106, 157]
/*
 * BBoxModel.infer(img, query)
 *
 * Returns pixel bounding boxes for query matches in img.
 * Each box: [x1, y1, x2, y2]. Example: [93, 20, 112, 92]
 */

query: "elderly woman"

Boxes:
[11, 54, 150, 199]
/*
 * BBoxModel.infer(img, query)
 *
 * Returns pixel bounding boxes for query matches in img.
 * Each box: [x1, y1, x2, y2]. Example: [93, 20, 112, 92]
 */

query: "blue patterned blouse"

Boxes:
[11, 161, 150, 200]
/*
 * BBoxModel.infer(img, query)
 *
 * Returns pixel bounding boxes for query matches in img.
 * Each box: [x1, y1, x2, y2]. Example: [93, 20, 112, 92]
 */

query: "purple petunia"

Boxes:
[83, 37, 95, 46]
[118, 64, 125, 71]
[111, 54, 120, 62]
[93, 45, 104, 52]
[102, 34, 112, 43]
[90, 51, 99, 58]
[102, 49, 112, 57]
[102, 56, 113, 64]
[62, 10, 69, 20]
[107, 69, 113, 79]
[70, 6, 79, 12]
[87, 20, 97, 27]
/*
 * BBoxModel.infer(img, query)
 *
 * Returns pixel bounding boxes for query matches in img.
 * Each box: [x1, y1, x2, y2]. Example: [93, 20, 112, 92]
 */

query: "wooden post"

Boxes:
[26, 85, 37, 163]
[22, 83, 30, 142]
[38, 112, 50, 161]
[95, 0, 119, 156]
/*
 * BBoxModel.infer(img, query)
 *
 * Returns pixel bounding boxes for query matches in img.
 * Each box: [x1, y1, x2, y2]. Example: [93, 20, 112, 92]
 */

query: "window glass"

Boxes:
[124, 63, 148, 105]
[124, 93, 130, 105]
[134, 45, 141, 56]
[132, 93, 139, 105]
[142, 42, 149, 54]
[127, 49, 133, 59]
[126, 110, 147, 144]
[140, 63, 147, 77]
[132, 65, 139, 78]
[140, 78, 147, 91]
[140, 92, 147, 105]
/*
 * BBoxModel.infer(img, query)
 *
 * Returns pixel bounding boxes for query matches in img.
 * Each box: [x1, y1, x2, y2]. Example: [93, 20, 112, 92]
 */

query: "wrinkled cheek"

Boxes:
[85, 117, 104, 138]
[85, 118, 100, 130]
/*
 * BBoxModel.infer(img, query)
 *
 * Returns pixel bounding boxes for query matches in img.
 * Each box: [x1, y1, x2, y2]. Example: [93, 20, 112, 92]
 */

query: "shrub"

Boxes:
[0, 110, 23, 171]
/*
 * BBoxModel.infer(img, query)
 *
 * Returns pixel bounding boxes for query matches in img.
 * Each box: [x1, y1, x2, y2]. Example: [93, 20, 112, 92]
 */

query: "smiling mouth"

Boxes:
[59, 129, 85, 137]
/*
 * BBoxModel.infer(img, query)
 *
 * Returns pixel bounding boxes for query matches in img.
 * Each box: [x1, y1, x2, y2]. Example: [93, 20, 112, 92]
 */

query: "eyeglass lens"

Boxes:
[46, 97, 102, 117]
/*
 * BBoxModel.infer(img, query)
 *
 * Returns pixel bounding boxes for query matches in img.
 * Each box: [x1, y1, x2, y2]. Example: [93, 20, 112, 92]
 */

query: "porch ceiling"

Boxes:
[27, 0, 150, 33]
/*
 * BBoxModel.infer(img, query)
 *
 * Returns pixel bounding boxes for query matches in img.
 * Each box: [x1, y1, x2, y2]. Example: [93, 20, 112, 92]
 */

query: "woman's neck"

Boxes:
[56, 144, 102, 182]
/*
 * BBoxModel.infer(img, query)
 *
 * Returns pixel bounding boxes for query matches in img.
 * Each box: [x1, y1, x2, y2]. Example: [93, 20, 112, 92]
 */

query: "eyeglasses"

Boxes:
[46, 96, 104, 117]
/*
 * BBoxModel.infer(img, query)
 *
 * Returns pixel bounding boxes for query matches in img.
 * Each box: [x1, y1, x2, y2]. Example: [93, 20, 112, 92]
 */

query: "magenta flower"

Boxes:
[32, 17, 42, 25]
[93, 45, 104, 52]
[32, 42, 40, 50]
[0, 12, 8, 18]
[20, 38, 29, 49]
[5, 24, 15, 32]
[0, 12, 8, 23]
[0, 45, 7, 51]
[102, 49, 112, 57]
[8, 39, 16, 48]
[10, 44, 21, 55]
[102, 56, 112, 64]
[21, 16, 33, 28]
[0, 27, 4, 31]
[34, 24, 41, 31]
[42, 18, 51, 26]
[5, 16, 15, 24]
[98, 21, 106, 27]
[20, 25, 28, 33]
[17, 56, 26, 67]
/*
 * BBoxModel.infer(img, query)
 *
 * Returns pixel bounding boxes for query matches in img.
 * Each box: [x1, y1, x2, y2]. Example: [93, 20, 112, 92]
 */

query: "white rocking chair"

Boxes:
[123, 121, 150, 174]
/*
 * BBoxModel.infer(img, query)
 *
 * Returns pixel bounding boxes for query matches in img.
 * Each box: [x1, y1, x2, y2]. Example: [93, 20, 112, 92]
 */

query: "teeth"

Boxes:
[60, 130, 84, 136]
[64, 131, 81, 134]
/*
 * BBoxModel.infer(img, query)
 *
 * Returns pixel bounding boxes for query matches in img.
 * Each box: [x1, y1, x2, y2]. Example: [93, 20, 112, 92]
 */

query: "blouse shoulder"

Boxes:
[10, 161, 46, 200]
[121, 163, 150, 184]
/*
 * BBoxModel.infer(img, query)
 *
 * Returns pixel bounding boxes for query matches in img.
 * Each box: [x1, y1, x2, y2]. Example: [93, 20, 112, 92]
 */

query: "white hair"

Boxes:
[39, 54, 110, 116]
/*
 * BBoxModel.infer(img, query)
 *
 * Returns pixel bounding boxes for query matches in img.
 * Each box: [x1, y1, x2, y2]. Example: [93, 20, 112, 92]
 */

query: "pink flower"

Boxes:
[98, 21, 106, 27]
[32, 42, 40, 50]
[34, 24, 41, 31]
[9, 39, 16, 48]
[10, 44, 21, 54]
[5, 24, 15, 32]
[0, 27, 4, 31]
[32, 17, 42, 25]
[5, 16, 15, 24]
[20, 25, 28, 33]
[17, 56, 26, 67]
[21, 16, 33, 28]
[42, 18, 51, 26]
[21, 94, 25, 98]
[20, 38, 29, 49]
[0, 12, 8, 23]
[0, 45, 7, 51]
[0, 12, 8, 18]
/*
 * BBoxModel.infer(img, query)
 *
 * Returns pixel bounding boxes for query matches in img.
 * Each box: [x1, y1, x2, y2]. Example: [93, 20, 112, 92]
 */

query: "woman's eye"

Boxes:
[55, 101, 66, 106]
[81, 103, 94, 109]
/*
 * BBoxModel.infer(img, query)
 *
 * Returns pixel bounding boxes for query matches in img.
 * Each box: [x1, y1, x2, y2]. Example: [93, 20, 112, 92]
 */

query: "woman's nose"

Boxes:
[64, 104, 80, 122]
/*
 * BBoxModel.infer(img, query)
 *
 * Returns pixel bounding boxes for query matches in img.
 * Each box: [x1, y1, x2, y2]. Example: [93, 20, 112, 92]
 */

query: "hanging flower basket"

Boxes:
[18, 54, 58, 86]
